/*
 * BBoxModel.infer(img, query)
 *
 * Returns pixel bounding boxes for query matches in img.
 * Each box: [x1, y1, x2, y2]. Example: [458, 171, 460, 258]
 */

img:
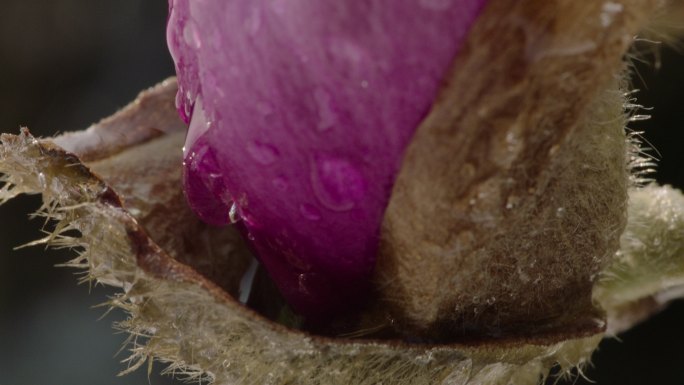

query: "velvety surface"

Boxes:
[168, 0, 485, 317]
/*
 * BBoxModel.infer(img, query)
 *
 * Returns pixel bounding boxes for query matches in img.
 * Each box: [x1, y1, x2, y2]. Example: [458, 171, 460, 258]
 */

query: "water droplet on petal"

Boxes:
[184, 98, 209, 157]
[183, 137, 232, 226]
[183, 20, 202, 49]
[310, 155, 367, 212]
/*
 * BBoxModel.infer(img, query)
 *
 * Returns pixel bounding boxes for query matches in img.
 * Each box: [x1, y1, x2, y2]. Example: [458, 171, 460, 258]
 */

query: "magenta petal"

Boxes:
[168, 1, 486, 318]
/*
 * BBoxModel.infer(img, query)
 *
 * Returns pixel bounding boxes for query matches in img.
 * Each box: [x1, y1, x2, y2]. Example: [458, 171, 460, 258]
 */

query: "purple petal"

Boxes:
[168, 0, 486, 319]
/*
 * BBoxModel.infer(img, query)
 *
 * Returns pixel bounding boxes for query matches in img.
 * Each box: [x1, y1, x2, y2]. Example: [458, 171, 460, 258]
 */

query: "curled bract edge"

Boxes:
[1, 1, 684, 384]
[0, 116, 590, 385]
[0, 81, 601, 385]
[0, 78, 683, 385]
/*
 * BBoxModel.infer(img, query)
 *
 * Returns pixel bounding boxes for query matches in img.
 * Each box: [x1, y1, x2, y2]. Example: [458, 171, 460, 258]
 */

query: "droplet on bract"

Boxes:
[37, 172, 46, 189]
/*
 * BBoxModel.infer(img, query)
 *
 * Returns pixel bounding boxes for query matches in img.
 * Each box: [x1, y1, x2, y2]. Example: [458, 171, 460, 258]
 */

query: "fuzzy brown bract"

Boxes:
[0, 83, 603, 385]
[377, 0, 653, 340]
[1, 0, 684, 384]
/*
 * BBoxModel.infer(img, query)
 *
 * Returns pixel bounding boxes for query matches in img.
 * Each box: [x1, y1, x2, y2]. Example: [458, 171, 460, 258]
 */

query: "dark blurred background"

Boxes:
[0, 1, 176, 384]
[0, 2, 682, 385]
[573, 46, 684, 385]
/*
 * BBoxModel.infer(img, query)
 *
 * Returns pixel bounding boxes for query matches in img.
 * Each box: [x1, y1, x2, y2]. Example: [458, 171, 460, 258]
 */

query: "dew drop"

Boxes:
[37, 172, 46, 189]
[505, 195, 520, 210]
[310, 155, 367, 212]
[183, 139, 232, 226]
[556, 207, 565, 217]
[183, 20, 202, 49]
[600, 2, 623, 28]
[299, 203, 321, 221]
[246, 141, 279, 165]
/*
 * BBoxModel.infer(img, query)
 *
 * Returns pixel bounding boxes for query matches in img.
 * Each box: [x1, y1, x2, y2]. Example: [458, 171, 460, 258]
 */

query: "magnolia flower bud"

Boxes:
[1, 1, 683, 384]
[376, 1, 637, 339]
[168, 0, 486, 319]
[168, 0, 653, 342]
